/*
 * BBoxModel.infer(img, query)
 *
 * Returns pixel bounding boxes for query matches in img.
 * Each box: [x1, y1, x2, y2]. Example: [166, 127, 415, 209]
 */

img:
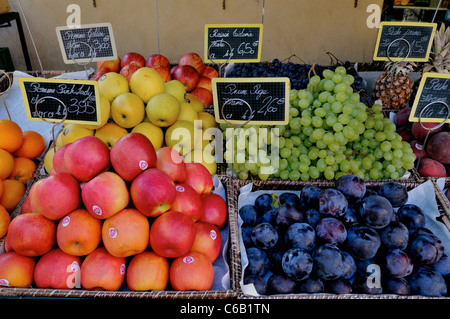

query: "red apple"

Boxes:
[199, 193, 227, 229]
[53, 143, 71, 174]
[427, 131, 450, 164]
[152, 64, 171, 82]
[121, 52, 145, 68]
[146, 53, 171, 69]
[7, 213, 56, 257]
[394, 107, 412, 127]
[156, 147, 187, 182]
[102, 208, 150, 258]
[171, 183, 203, 221]
[34, 172, 81, 220]
[20, 179, 44, 214]
[418, 158, 447, 177]
[170, 65, 179, 77]
[172, 65, 199, 92]
[191, 87, 213, 106]
[130, 168, 177, 217]
[196, 76, 212, 92]
[80, 247, 126, 291]
[184, 162, 213, 194]
[191, 221, 222, 262]
[57, 208, 102, 256]
[170, 251, 214, 291]
[91, 70, 107, 81]
[64, 136, 110, 182]
[97, 56, 121, 73]
[34, 248, 82, 289]
[149, 210, 196, 258]
[411, 121, 443, 143]
[119, 63, 141, 82]
[200, 65, 219, 79]
[178, 52, 205, 74]
[82, 171, 130, 219]
[0, 252, 36, 288]
[126, 251, 169, 291]
[110, 132, 157, 182]
[410, 140, 427, 159]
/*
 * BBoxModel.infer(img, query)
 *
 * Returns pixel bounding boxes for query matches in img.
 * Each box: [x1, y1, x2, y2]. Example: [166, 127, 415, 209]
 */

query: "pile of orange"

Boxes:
[0, 119, 47, 238]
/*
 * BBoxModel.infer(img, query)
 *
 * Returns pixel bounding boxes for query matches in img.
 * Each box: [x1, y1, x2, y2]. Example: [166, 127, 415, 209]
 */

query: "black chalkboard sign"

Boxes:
[18, 77, 101, 125]
[409, 73, 450, 123]
[56, 23, 117, 64]
[204, 24, 263, 63]
[373, 22, 437, 62]
[212, 77, 290, 125]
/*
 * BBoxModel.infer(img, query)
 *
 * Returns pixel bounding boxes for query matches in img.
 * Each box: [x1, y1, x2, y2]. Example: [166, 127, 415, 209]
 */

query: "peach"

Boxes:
[418, 158, 447, 177]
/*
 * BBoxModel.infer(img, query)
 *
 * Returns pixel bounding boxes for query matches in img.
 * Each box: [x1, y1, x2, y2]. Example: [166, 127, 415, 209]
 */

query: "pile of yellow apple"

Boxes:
[45, 64, 218, 176]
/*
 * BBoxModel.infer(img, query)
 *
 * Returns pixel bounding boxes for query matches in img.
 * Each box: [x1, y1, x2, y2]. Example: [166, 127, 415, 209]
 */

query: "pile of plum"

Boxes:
[239, 175, 449, 296]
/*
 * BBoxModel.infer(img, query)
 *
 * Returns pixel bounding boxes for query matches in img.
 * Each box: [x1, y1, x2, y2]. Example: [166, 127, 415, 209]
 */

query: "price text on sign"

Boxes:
[212, 77, 290, 125]
[204, 24, 263, 63]
[18, 77, 101, 125]
[56, 23, 117, 64]
[409, 72, 450, 123]
[373, 22, 437, 62]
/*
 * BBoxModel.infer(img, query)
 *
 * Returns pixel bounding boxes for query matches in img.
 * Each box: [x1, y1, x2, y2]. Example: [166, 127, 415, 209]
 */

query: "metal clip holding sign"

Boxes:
[69, 41, 95, 78]
[413, 100, 450, 180]
[34, 96, 68, 153]
[221, 97, 252, 179]
[385, 38, 412, 109]
[208, 39, 232, 78]
[0, 70, 12, 120]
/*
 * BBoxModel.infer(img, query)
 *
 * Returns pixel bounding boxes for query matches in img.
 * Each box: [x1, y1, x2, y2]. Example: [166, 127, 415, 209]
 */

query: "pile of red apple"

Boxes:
[92, 52, 218, 106]
[0, 133, 228, 292]
[395, 108, 450, 178]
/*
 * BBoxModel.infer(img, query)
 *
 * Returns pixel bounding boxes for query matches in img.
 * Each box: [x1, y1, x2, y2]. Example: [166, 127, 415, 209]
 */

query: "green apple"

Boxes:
[146, 93, 181, 127]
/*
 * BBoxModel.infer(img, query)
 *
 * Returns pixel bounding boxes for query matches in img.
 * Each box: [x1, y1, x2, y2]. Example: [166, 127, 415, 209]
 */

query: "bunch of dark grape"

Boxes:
[240, 176, 448, 297]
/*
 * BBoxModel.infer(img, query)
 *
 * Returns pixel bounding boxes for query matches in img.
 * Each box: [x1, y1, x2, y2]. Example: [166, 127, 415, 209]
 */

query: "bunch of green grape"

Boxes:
[221, 66, 416, 181]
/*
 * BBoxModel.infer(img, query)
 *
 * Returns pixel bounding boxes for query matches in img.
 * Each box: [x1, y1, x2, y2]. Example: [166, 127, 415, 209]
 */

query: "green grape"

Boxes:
[290, 117, 302, 130]
[328, 142, 340, 153]
[375, 131, 386, 142]
[318, 92, 330, 103]
[300, 172, 310, 181]
[316, 158, 327, 172]
[335, 92, 347, 102]
[309, 166, 320, 179]
[393, 149, 403, 159]
[343, 74, 355, 85]
[298, 99, 310, 109]
[279, 170, 289, 180]
[335, 66, 347, 75]
[362, 157, 373, 170]
[314, 107, 327, 117]
[386, 164, 396, 174]
[299, 154, 310, 164]
[340, 160, 351, 172]
[280, 148, 291, 158]
[390, 172, 400, 179]
[323, 69, 335, 80]
[365, 118, 375, 129]
[334, 83, 347, 94]
[331, 101, 343, 113]
[313, 100, 322, 108]
[332, 74, 343, 84]
[291, 135, 302, 146]
[302, 126, 313, 136]
[323, 132, 335, 145]
[238, 171, 249, 180]
[290, 89, 299, 101]
[391, 139, 403, 150]
[290, 161, 300, 171]
[289, 107, 299, 117]
[369, 168, 380, 179]
[316, 139, 327, 149]
[335, 152, 345, 164]
[326, 116, 338, 127]
[289, 170, 301, 181]
[338, 114, 350, 125]
[333, 122, 344, 132]
[383, 152, 393, 161]
[279, 158, 288, 170]
[310, 75, 321, 86]
[342, 104, 353, 115]
[300, 116, 312, 127]
[324, 166, 335, 180]
[311, 128, 325, 140]
[297, 90, 308, 99]
[326, 155, 335, 165]
[311, 116, 323, 128]
[308, 148, 319, 160]
[284, 138, 294, 149]
[323, 79, 335, 92]
[291, 147, 301, 158]
[318, 149, 328, 159]
[299, 162, 309, 173]
[380, 141, 392, 152]
[355, 110, 368, 122]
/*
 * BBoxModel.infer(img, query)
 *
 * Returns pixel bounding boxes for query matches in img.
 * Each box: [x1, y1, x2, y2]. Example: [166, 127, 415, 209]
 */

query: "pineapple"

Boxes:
[423, 23, 450, 74]
[372, 61, 416, 109]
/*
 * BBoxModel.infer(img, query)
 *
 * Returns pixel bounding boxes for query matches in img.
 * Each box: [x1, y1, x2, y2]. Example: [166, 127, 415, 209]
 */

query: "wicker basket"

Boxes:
[231, 178, 450, 299]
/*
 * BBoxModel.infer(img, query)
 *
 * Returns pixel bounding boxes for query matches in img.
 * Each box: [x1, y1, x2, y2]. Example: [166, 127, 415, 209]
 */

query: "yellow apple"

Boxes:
[196, 111, 217, 130]
[146, 93, 181, 127]
[131, 122, 164, 151]
[111, 92, 145, 128]
[61, 123, 94, 145]
[94, 122, 129, 149]
[98, 72, 130, 103]
[164, 80, 186, 102]
[55, 131, 64, 149]
[178, 101, 198, 124]
[165, 120, 195, 155]
[185, 93, 204, 113]
[80, 94, 111, 130]
[43, 146, 56, 174]
[129, 67, 165, 103]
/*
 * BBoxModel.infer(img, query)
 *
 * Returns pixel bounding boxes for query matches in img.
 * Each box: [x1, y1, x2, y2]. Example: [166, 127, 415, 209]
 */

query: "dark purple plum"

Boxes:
[384, 249, 413, 278]
[336, 174, 366, 200]
[245, 247, 270, 277]
[282, 248, 313, 281]
[410, 233, 445, 266]
[274, 203, 304, 232]
[377, 182, 408, 208]
[341, 204, 359, 226]
[341, 251, 357, 279]
[397, 204, 426, 229]
[380, 221, 409, 250]
[312, 244, 345, 280]
[267, 274, 296, 294]
[300, 186, 322, 209]
[347, 225, 381, 260]
[251, 222, 279, 250]
[297, 276, 324, 293]
[255, 193, 273, 213]
[318, 188, 348, 217]
[382, 277, 410, 295]
[327, 278, 353, 294]
[268, 247, 285, 273]
[359, 195, 393, 229]
[352, 273, 383, 294]
[304, 208, 321, 228]
[434, 254, 450, 280]
[279, 192, 300, 206]
[239, 205, 258, 226]
[241, 226, 254, 248]
[409, 267, 447, 297]
[315, 217, 347, 245]
[363, 189, 378, 199]
[261, 207, 277, 224]
[244, 275, 267, 295]
[285, 222, 316, 251]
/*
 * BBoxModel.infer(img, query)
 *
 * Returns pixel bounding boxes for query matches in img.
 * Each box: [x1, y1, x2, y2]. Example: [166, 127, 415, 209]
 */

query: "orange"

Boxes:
[0, 149, 14, 180]
[14, 131, 46, 159]
[0, 120, 23, 153]
[0, 204, 10, 237]
[9, 157, 37, 184]
[1, 179, 26, 211]
[0, 179, 3, 199]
